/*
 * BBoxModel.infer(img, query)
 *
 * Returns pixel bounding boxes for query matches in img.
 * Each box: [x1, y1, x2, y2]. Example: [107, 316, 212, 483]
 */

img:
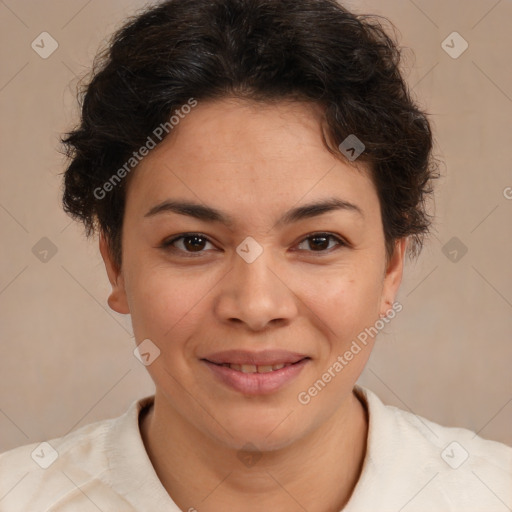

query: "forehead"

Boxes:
[125, 98, 379, 223]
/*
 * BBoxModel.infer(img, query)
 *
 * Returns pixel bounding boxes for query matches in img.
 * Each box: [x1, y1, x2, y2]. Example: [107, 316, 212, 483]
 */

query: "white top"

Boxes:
[1, 385, 511, 511]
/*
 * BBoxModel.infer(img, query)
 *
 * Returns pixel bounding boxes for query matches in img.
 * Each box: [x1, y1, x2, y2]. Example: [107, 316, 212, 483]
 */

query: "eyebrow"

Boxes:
[144, 197, 364, 227]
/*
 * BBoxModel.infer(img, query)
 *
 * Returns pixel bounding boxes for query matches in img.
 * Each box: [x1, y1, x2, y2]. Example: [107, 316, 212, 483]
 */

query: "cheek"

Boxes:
[296, 264, 383, 340]
[126, 264, 214, 345]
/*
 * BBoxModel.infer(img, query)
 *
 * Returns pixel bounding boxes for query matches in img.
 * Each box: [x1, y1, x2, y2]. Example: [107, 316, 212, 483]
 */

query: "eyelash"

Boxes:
[160, 232, 348, 257]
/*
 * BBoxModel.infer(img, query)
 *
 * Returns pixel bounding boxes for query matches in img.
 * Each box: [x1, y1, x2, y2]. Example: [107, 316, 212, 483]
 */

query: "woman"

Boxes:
[1, 0, 510, 510]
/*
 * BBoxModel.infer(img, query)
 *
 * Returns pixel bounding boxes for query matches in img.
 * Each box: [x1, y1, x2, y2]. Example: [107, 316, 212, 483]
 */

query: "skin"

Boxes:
[99, 97, 406, 512]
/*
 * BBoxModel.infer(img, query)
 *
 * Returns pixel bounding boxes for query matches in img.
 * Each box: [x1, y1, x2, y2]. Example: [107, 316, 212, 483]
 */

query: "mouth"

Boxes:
[200, 355, 311, 395]
[205, 358, 310, 374]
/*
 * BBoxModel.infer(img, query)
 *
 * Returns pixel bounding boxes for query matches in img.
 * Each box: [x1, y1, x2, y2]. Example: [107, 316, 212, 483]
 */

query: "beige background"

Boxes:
[1, 0, 511, 453]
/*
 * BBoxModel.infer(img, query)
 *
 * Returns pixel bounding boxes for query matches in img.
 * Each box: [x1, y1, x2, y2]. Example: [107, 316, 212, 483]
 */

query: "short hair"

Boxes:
[61, 0, 440, 269]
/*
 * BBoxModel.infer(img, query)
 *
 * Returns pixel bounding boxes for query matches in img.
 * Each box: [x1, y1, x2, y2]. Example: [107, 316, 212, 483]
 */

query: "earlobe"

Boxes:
[379, 238, 407, 317]
[99, 232, 130, 314]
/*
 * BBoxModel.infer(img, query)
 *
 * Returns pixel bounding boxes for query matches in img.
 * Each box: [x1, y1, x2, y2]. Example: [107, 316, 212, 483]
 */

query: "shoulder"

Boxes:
[0, 406, 139, 511]
[352, 386, 512, 511]
[385, 392, 512, 473]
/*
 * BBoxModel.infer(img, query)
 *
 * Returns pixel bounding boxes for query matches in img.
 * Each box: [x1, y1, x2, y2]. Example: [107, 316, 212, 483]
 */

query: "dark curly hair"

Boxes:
[61, 0, 440, 270]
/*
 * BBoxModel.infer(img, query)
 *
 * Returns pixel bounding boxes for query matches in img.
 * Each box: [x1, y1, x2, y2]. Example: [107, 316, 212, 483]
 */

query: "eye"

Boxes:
[295, 232, 347, 253]
[160, 233, 216, 256]
[160, 231, 347, 257]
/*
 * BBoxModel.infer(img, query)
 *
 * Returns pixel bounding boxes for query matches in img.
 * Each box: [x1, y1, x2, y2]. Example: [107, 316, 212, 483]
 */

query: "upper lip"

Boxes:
[202, 349, 309, 366]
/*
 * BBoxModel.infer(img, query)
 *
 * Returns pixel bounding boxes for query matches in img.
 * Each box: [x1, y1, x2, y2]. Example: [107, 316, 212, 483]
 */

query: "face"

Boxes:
[100, 97, 405, 451]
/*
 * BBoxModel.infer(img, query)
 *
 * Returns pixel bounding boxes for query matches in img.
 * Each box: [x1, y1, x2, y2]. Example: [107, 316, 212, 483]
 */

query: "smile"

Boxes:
[215, 362, 295, 373]
[202, 358, 310, 395]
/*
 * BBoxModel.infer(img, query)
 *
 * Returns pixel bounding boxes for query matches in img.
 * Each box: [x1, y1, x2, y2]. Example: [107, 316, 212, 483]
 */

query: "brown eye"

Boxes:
[161, 233, 214, 254]
[296, 233, 346, 253]
[182, 235, 207, 252]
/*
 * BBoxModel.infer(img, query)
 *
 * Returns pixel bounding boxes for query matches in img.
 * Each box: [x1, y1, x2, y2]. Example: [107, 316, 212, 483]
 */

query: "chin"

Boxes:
[207, 414, 305, 453]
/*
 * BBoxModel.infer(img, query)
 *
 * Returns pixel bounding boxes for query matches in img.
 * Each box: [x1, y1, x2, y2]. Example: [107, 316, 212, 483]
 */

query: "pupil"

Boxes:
[185, 236, 205, 251]
[310, 236, 328, 251]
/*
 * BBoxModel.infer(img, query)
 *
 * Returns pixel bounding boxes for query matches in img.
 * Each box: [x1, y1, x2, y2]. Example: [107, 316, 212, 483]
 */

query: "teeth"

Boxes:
[223, 362, 291, 373]
[240, 364, 257, 373]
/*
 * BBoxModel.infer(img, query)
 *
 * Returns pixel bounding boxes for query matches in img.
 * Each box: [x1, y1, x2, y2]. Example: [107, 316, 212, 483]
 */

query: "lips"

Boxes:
[201, 349, 309, 367]
[202, 356, 310, 395]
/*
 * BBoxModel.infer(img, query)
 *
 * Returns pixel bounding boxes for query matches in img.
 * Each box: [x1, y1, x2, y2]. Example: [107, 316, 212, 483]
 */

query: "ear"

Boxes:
[379, 237, 407, 317]
[99, 232, 130, 314]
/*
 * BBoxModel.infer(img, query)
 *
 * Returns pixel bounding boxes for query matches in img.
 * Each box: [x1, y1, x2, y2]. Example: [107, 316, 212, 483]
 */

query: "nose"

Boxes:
[213, 243, 298, 331]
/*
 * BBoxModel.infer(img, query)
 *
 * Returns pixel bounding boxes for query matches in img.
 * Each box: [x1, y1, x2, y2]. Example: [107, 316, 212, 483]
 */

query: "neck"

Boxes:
[140, 389, 368, 512]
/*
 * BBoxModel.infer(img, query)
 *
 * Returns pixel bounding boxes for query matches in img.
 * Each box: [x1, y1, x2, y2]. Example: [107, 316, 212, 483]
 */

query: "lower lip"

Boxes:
[202, 359, 310, 395]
